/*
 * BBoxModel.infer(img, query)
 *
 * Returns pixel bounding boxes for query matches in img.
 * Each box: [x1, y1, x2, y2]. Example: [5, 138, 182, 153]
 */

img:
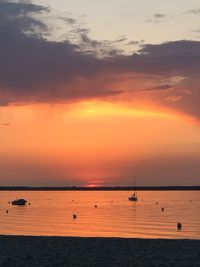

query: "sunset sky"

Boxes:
[0, 0, 200, 186]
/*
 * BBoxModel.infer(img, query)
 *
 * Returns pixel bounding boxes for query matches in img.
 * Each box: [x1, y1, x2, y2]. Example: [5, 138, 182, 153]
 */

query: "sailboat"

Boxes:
[128, 176, 138, 201]
[12, 199, 27, 206]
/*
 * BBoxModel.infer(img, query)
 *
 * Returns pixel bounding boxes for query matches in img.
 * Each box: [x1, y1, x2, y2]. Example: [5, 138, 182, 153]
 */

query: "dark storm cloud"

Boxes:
[130, 41, 200, 75]
[0, 0, 117, 103]
[126, 41, 200, 118]
[1, 1, 200, 119]
[0, 0, 48, 32]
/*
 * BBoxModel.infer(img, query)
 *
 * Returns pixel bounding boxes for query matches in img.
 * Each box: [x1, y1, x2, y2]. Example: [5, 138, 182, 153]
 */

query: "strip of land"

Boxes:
[0, 186, 199, 191]
[0, 235, 199, 267]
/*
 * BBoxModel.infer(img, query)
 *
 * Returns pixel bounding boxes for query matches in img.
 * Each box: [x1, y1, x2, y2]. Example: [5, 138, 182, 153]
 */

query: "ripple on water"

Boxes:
[0, 191, 200, 239]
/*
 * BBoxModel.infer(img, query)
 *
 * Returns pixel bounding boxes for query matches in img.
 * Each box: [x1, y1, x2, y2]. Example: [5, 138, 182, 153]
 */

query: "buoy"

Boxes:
[161, 207, 164, 212]
[94, 205, 98, 208]
[6, 210, 8, 213]
[177, 222, 182, 230]
[73, 214, 77, 219]
[156, 202, 158, 205]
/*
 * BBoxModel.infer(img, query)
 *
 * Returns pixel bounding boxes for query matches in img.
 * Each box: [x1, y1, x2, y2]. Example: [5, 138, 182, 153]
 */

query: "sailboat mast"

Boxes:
[134, 176, 137, 197]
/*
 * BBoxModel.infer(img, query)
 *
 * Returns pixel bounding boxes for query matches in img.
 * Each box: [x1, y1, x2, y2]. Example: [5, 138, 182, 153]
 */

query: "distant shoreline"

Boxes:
[0, 235, 199, 266]
[0, 186, 199, 191]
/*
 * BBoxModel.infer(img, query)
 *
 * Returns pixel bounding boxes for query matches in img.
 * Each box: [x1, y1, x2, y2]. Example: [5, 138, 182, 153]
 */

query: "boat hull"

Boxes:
[128, 196, 138, 201]
[12, 199, 27, 206]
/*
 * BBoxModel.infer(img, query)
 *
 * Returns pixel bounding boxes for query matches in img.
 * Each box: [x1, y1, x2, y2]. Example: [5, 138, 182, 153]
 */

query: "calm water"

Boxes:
[0, 191, 199, 239]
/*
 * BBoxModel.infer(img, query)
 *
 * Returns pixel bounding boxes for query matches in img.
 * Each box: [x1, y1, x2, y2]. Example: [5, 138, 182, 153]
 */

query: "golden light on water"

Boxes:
[0, 190, 200, 239]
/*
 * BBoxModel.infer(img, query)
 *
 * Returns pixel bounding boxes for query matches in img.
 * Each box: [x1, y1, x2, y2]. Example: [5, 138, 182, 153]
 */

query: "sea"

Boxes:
[0, 190, 199, 239]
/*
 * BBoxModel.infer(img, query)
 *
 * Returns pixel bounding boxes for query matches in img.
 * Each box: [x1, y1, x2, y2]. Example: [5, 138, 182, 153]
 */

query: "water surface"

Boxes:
[0, 190, 199, 239]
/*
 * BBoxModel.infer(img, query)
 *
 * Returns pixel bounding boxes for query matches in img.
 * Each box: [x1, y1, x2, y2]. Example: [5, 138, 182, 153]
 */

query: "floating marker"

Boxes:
[177, 222, 182, 230]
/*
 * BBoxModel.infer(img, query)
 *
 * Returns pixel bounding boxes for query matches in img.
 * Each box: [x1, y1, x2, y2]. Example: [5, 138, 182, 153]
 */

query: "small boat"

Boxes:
[128, 193, 138, 201]
[128, 176, 138, 202]
[12, 199, 27, 206]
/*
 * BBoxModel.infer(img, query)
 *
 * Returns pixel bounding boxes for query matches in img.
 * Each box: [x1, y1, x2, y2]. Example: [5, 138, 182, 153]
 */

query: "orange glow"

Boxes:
[67, 100, 181, 120]
[1, 101, 200, 186]
[86, 183, 99, 188]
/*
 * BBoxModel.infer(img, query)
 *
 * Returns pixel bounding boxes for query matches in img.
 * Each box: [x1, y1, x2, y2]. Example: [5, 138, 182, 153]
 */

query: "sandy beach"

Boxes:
[0, 236, 199, 267]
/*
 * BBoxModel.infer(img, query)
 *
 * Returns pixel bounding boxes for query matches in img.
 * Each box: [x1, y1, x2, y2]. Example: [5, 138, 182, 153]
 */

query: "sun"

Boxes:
[87, 184, 98, 188]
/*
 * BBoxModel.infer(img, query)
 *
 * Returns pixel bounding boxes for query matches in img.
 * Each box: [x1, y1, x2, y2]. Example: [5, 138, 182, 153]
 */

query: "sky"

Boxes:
[0, 0, 200, 186]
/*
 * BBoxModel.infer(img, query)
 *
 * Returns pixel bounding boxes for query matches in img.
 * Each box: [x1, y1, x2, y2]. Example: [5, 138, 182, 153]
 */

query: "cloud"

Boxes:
[165, 96, 182, 103]
[0, 122, 11, 126]
[147, 13, 166, 23]
[127, 41, 140, 46]
[185, 9, 200, 15]
[0, 1, 200, 120]
[141, 84, 173, 92]
[127, 41, 200, 118]
[126, 39, 145, 46]
[0, 0, 122, 103]
[130, 41, 200, 75]
[0, 0, 48, 33]
[61, 17, 76, 25]
[154, 13, 166, 19]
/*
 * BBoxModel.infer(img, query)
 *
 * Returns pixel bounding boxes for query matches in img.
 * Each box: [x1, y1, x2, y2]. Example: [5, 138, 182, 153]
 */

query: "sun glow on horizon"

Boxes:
[1, 100, 200, 186]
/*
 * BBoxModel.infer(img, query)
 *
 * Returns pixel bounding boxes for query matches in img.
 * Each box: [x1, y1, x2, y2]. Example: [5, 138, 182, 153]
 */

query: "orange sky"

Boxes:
[1, 0, 200, 186]
[1, 101, 200, 186]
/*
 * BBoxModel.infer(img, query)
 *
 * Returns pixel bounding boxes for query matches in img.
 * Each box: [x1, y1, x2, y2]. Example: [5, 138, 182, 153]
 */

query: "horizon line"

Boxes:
[0, 185, 199, 191]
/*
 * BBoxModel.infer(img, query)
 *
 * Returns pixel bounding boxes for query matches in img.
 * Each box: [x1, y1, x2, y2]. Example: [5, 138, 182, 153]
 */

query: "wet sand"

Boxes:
[0, 235, 200, 267]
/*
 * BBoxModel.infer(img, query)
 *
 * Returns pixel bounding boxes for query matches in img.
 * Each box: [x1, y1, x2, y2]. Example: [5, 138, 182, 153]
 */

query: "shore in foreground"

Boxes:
[0, 235, 200, 267]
